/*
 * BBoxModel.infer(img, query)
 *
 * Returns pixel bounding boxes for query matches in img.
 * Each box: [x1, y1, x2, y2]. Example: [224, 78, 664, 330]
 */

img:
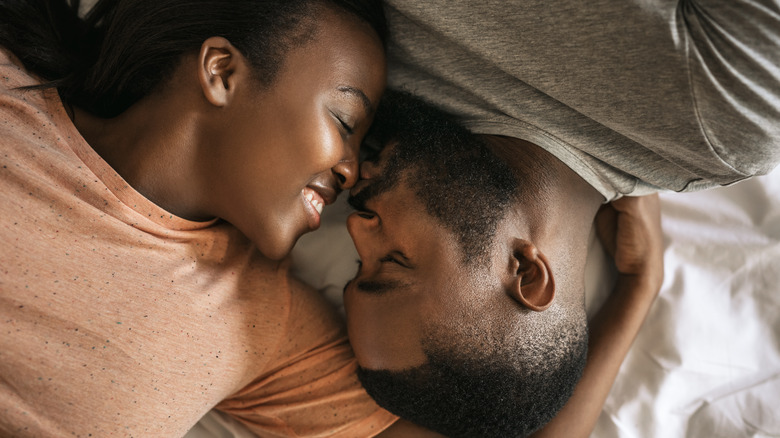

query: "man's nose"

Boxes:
[346, 212, 381, 268]
[347, 211, 380, 238]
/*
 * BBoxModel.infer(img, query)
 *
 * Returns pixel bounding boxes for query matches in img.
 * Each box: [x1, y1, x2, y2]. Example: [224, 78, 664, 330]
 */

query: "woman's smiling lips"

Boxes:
[302, 183, 337, 230]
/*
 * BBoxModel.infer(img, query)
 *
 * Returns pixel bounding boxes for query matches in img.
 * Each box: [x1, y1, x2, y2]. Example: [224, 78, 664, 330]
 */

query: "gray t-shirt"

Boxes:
[385, 0, 780, 200]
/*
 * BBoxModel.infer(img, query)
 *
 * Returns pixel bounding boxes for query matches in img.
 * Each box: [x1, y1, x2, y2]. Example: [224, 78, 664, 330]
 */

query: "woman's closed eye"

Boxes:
[332, 111, 355, 135]
[339, 117, 354, 135]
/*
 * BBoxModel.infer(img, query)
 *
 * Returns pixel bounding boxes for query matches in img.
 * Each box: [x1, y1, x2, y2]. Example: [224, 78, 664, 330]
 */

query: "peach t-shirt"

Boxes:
[0, 49, 396, 437]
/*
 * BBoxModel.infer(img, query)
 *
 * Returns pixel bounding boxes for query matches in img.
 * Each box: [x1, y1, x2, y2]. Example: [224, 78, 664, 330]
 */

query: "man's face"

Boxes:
[344, 169, 465, 370]
[344, 141, 516, 371]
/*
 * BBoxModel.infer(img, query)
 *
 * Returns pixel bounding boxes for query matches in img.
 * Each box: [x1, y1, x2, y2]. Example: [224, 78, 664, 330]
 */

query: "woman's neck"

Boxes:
[69, 88, 211, 221]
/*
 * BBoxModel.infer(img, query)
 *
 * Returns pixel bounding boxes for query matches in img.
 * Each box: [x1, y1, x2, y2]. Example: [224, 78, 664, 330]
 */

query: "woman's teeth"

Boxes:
[305, 192, 324, 214]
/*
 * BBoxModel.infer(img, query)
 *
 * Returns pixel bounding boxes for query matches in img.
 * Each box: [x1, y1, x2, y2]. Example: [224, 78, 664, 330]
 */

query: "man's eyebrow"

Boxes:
[356, 279, 409, 295]
[338, 86, 373, 113]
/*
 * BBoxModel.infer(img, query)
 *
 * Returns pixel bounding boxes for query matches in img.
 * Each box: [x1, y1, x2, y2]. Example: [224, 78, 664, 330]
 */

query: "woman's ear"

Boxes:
[506, 239, 555, 311]
[197, 36, 242, 107]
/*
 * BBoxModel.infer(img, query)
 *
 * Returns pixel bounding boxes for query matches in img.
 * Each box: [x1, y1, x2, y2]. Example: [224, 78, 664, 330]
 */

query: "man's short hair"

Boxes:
[356, 89, 518, 264]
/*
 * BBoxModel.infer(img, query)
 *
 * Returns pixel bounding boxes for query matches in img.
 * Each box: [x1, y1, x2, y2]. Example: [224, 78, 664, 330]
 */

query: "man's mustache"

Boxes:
[348, 184, 372, 212]
[348, 174, 399, 212]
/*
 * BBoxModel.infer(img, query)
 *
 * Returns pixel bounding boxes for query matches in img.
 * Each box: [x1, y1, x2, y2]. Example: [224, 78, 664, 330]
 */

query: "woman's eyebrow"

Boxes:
[338, 86, 373, 113]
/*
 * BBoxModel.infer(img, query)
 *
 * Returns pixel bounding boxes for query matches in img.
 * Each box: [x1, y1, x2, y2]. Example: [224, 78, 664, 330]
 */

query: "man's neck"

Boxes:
[482, 134, 604, 270]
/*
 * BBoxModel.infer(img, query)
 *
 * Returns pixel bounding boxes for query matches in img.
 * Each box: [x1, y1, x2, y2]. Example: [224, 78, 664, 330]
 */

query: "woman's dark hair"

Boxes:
[0, 0, 386, 117]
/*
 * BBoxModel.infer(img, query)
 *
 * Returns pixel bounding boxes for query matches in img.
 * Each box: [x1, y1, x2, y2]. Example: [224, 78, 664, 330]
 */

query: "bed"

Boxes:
[185, 164, 780, 437]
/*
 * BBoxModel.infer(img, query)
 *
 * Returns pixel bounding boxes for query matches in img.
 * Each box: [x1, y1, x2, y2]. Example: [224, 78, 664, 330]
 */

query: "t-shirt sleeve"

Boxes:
[384, 0, 780, 197]
[214, 278, 398, 438]
[680, 0, 780, 176]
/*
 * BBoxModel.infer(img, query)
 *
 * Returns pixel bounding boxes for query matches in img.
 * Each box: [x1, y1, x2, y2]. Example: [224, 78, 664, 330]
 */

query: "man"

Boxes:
[343, 90, 664, 437]
[339, 0, 780, 436]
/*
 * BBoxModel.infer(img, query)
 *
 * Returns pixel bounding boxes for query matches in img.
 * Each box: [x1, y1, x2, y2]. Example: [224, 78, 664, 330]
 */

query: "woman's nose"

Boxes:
[333, 140, 361, 190]
[332, 159, 359, 190]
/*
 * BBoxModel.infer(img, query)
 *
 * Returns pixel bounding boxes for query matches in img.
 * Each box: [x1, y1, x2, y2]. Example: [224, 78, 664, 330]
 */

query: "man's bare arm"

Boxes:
[530, 194, 664, 438]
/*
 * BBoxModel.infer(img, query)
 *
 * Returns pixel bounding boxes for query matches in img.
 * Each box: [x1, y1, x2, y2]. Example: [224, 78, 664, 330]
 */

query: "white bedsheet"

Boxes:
[186, 166, 780, 438]
[592, 168, 780, 438]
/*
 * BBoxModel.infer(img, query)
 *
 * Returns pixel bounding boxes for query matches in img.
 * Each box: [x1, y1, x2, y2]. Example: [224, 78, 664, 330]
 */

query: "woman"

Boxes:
[0, 0, 396, 436]
[2, 0, 387, 259]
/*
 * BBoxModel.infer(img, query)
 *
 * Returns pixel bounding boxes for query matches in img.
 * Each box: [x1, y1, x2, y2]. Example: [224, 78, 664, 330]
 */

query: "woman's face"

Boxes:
[204, 8, 386, 260]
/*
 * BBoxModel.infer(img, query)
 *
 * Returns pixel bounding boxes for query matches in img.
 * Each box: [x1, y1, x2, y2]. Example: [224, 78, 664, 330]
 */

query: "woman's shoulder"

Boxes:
[1, 45, 25, 68]
[0, 45, 12, 63]
[0, 46, 42, 90]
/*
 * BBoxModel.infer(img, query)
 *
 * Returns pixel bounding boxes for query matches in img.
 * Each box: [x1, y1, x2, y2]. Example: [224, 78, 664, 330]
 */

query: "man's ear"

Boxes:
[506, 239, 555, 311]
[197, 36, 244, 107]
